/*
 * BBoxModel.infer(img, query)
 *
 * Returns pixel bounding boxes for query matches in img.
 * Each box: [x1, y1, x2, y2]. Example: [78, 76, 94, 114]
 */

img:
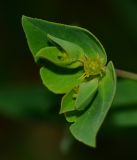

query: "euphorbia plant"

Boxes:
[22, 16, 122, 147]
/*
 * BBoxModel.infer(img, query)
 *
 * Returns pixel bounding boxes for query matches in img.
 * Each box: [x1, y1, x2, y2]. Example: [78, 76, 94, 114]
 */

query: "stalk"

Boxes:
[116, 69, 137, 81]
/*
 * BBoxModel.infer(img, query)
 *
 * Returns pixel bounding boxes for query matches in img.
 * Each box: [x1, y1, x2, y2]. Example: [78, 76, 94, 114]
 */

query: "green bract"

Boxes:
[22, 16, 116, 147]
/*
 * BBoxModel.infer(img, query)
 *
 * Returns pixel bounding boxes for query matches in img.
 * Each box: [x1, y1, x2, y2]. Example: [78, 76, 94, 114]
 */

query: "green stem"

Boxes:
[116, 69, 137, 81]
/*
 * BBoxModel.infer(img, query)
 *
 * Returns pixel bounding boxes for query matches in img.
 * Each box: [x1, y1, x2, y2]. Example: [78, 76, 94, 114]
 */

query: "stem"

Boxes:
[116, 69, 137, 81]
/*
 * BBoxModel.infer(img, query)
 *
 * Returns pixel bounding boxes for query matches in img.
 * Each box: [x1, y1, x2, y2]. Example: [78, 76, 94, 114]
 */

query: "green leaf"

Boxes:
[22, 16, 107, 63]
[35, 46, 67, 67]
[60, 78, 98, 113]
[47, 34, 84, 60]
[70, 61, 116, 147]
[40, 66, 83, 94]
[60, 90, 76, 113]
[22, 16, 118, 148]
[76, 78, 98, 110]
[65, 111, 80, 123]
[35, 36, 84, 68]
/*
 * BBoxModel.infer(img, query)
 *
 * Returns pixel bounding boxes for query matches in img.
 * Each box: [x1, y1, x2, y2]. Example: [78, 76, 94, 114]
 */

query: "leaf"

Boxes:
[40, 66, 83, 94]
[60, 78, 98, 113]
[47, 34, 84, 61]
[70, 61, 116, 147]
[22, 16, 107, 63]
[75, 78, 98, 110]
[35, 46, 67, 67]
[65, 111, 80, 123]
[35, 36, 83, 68]
[60, 90, 76, 113]
[22, 16, 118, 148]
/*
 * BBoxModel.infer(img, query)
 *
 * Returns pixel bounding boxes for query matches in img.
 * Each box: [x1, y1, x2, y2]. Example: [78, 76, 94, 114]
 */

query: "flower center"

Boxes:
[81, 56, 105, 79]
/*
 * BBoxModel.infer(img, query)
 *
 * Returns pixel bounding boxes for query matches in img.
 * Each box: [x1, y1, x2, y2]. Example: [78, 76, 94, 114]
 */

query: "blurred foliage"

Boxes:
[111, 79, 137, 127]
[113, 79, 137, 107]
[0, 84, 59, 118]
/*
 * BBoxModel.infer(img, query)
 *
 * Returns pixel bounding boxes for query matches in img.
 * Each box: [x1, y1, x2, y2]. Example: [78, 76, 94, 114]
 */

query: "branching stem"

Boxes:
[116, 69, 137, 81]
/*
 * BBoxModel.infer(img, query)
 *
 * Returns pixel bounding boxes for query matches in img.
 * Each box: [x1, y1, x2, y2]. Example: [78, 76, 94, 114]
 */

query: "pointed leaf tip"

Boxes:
[21, 16, 107, 61]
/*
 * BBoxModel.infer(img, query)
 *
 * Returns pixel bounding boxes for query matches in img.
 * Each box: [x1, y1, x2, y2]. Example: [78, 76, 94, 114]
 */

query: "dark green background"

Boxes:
[0, 0, 137, 159]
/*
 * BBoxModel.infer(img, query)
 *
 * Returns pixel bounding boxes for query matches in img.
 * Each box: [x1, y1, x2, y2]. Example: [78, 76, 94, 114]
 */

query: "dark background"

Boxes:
[0, 0, 137, 159]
